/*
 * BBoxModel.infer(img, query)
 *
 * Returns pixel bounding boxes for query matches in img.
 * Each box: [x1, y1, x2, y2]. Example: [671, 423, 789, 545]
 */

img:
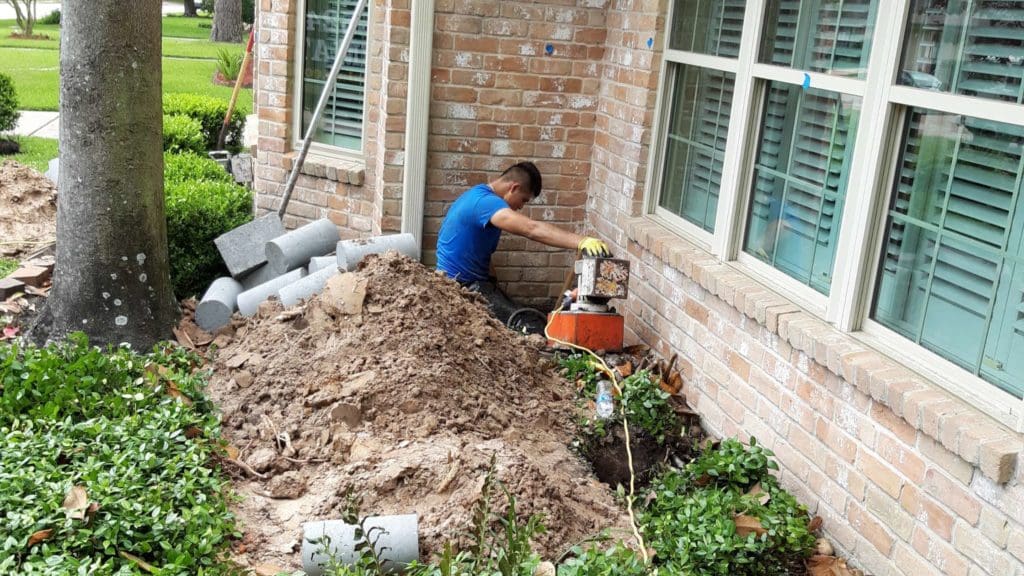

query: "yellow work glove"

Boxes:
[578, 237, 611, 258]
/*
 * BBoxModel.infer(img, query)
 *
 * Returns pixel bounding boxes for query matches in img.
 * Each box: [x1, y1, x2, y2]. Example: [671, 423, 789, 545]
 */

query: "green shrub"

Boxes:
[165, 151, 233, 185]
[0, 335, 238, 574]
[39, 9, 60, 25]
[0, 73, 20, 134]
[163, 93, 245, 152]
[165, 178, 252, 298]
[557, 545, 648, 576]
[640, 439, 816, 576]
[163, 113, 207, 154]
[216, 48, 244, 81]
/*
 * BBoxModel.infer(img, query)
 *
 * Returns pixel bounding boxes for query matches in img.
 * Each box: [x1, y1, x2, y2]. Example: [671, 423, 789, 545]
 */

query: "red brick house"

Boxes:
[251, 0, 1024, 572]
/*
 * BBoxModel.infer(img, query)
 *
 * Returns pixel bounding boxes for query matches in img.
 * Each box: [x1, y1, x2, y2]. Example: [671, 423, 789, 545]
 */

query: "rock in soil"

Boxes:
[202, 253, 631, 570]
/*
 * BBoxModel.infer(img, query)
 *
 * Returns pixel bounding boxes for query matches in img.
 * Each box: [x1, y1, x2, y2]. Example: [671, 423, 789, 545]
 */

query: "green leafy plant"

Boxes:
[556, 544, 648, 576]
[639, 440, 815, 576]
[165, 150, 234, 185]
[38, 9, 60, 25]
[0, 72, 20, 136]
[163, 113, 207, 154]
[215, 48, 244, 82]
[0, 335, 238, 574]
[165, 178, 252, 298]
[163, 93, 245, 152]
[0, 257, 16, 279]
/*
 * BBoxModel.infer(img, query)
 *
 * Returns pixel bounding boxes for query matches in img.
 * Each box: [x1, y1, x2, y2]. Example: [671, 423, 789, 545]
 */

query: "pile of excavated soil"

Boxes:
[0, 160, 56, 258]
[204, 253, 630, 571]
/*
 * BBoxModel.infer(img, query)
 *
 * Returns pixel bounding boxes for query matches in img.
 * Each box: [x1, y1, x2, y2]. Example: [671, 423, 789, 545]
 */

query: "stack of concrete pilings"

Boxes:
[195, 218, 418, 331]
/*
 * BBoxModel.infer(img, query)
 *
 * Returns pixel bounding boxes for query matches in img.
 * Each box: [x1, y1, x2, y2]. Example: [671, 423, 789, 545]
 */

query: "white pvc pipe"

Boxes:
[336, 233, 418, 272]
[302, 515, 418, 576]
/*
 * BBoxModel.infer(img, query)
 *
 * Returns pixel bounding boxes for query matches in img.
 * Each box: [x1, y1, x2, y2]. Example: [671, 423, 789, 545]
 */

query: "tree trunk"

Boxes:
[210, 0, 243, 43]
[183, 0, 197, 17]
[33, 0, 179, 350]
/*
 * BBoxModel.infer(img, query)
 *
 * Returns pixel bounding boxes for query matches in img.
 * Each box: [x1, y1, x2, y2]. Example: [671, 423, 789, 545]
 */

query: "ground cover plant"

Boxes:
[0, 334, 239, 574]
[0, 256, 16, 278]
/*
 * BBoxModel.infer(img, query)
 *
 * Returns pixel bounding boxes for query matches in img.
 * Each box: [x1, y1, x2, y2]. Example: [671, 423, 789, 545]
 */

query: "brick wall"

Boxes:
[585, 2, 1024, 575]
[421, 0, 609, 308]
[253, 0, 408, 236]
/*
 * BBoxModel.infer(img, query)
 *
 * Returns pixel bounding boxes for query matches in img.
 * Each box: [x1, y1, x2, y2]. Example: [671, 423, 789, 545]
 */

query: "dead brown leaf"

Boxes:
[807, 555, 855, 576]
[808, 515, 824, 532]
[614, 360, 633, 378]
[166, 381, 193, 406]
[62, 485, 88, 520]
[27, 528, 53, 547]
[225, 444, 240, 460]
[733, 514, 767, 537]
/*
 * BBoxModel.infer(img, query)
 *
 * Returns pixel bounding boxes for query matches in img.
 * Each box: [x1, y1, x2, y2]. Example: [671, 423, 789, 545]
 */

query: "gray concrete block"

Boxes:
[266, 218, 339, 275]
[45, 157, 59, 185]
[215, 213, 286, 278]
[196, 277, 244, 332]
[278, 266, 341, 308]
[308, 255, 338, 274]
[236, 267, 306, 317]
[337, 233, 418, 272]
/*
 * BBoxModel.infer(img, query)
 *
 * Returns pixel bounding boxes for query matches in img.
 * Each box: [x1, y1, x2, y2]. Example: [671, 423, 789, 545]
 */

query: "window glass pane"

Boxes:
[658, 65, 735, 232]
[900, 0, 1024, 104]
[670, 0, 746, 57]
[760, 0, 880, 79]
[302, 0, 368, 150]
[743, 82, 861, 294]
[873, 109, 1024, 397]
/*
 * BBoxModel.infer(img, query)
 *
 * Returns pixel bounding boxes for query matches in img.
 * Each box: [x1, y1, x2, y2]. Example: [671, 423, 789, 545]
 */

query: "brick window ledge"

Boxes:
[283, 152, 366, 186]
[624, 216, 1023, 484]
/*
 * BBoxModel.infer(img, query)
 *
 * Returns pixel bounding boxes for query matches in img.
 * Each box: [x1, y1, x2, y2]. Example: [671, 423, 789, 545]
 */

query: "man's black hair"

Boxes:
[501, 161, 542, 198]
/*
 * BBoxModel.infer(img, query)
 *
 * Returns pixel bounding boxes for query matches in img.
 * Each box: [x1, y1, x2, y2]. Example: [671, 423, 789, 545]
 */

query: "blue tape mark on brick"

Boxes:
[646, 37, 654, 48]
[545, 43, 554, 55]
[802, 73, 811, 90]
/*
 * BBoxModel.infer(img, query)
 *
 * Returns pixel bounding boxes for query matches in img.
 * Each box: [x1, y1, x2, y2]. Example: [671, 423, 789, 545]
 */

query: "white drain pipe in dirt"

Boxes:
[301, 515, 418, 575]
[336, 233, 418, 272]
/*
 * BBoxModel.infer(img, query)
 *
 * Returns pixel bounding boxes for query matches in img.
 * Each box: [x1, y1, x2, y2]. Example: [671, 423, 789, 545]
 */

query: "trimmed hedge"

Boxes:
[163, 153, 252, 298]
[163, 114, 206, 154]
[0, 72, 19, 134]
[163, 93, 245, 152]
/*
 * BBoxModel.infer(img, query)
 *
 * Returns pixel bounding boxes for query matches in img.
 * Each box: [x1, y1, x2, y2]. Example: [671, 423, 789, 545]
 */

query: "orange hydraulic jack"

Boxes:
[547, 257, 630, 352]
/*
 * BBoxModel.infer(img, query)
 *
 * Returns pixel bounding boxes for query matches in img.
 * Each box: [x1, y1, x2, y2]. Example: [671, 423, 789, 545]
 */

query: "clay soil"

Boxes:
[200, 253, 631, 571]
[0, 160, 56, 258]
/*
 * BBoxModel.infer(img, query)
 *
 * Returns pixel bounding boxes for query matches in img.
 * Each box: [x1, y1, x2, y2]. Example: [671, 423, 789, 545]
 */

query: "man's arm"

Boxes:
[490, 208, 582, 250]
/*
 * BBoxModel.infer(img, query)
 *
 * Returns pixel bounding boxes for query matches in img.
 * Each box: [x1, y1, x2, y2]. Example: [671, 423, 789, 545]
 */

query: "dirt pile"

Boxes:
[0, 161, 56, 258]
[204, 253, 629, 570]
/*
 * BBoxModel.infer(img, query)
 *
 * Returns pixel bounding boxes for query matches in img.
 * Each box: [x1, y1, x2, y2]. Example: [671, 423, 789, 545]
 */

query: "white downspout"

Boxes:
[400, 0, 435, 260]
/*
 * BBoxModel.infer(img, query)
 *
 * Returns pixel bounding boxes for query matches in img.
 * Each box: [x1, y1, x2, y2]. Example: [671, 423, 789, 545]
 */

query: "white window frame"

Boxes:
[291, 0, 372, 163]
[644, 0, 1024, 431]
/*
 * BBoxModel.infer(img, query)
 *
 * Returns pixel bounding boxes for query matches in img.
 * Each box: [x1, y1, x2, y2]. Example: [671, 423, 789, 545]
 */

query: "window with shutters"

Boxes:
[300, 0, 369, 152]
[654, 0, 744, 233]
[646, 0, 1024, 418]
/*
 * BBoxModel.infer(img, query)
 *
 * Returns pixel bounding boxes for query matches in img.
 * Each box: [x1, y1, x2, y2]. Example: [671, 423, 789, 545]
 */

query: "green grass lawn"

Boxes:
[8, 136, 58, 172]
[0, 47, 251, 112]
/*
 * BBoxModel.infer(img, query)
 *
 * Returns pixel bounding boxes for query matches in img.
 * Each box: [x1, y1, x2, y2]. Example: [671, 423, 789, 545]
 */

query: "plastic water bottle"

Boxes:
[596, 380, 614, 419]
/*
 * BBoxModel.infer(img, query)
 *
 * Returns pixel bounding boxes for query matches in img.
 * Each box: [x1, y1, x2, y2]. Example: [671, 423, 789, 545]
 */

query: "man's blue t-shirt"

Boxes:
[436, 184, 509, 283]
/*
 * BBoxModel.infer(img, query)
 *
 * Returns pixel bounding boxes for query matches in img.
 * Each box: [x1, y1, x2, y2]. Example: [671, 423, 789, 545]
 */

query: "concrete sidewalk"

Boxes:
[12, 111, 59, 139]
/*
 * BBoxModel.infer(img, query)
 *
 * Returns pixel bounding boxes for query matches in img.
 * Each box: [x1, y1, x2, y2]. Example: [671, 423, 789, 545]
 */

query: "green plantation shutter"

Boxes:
[658, 0, 743, 231]
[302, 0, 368, 150]
[761, 0, 878, 77]
[876, 2, 1024, 396]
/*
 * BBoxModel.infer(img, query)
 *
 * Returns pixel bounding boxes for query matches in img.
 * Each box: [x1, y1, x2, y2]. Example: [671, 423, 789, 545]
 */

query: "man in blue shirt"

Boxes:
[436, 161, 610, 324]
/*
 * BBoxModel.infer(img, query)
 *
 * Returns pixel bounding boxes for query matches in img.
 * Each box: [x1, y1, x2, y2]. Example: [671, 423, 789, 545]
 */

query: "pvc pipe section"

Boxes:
[336, 233, 418, 272]
[265, 218, 339, 275]
[302, 515, 418, 576]
[278, 265, 341, 308]
[195, 277, 244, 331]
[236, 268, 306, 317]
[308, 255, 338, 274]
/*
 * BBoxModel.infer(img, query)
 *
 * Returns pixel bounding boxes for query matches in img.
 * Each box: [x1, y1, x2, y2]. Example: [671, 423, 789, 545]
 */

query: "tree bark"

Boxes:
[183, 0, 197, 17]
[210, 0, 243, 43]
[33, 0, 179, 350]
